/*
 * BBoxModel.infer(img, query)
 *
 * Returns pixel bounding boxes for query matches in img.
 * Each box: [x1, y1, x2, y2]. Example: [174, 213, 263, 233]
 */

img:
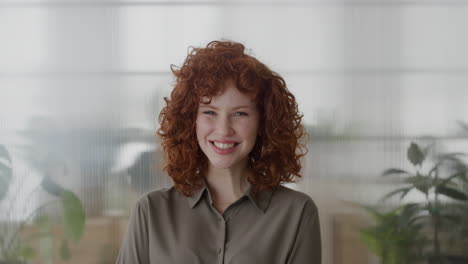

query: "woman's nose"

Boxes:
[216, 116, 234, 135]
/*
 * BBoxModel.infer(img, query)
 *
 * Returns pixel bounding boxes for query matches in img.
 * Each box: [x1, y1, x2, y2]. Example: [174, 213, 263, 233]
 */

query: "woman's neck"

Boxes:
[204, 165, 252, 204]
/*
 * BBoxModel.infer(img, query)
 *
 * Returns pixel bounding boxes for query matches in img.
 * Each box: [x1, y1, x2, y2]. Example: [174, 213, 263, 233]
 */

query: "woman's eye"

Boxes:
[202, 111, 247, 116]
[203, 111, 247, 116]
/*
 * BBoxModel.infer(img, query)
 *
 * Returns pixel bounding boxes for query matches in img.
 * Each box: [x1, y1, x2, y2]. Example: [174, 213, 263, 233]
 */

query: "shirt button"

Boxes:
[217, 248, 222, 254]
[217, 217, 222, 222]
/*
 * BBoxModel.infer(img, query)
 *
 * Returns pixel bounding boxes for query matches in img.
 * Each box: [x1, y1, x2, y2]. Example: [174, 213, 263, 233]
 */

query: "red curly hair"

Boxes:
[157, 40, 309, 196]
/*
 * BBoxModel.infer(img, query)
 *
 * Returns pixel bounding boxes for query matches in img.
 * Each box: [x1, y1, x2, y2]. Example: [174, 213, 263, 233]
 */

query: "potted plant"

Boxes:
[0, 144, 86, 263]
[360, 203, 425, 264]
[361, 142, 468, 264]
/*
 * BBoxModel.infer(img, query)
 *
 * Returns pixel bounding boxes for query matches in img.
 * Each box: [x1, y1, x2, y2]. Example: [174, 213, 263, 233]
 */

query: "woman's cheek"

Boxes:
[197, 117, 214, 130]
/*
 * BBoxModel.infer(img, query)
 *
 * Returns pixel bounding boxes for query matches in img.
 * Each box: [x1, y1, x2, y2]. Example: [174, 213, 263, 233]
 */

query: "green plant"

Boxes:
[0, 144, 86, 263]
[367, 142, 468, 264]
[360, 203, 424, 264]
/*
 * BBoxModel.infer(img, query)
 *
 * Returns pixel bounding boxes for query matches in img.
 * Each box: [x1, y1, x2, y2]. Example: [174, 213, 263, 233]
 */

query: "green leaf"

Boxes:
[60, 190, 85, 242]
[438, 152, 466, 159]
[399, 188, 413, 200]
[0, 144, 12, 163]
[408, 215, 427, 226]
[436, 186, 468, 201]
[404, 175, 432, 195]
[438, 171, 466, 187]
[0, 157, 12, 200]
[437, 153, 468, 172]
[399, 203, 421, 226]
[457, 120, 468, 131]
[360, 205, 386, 223]
[382, 168, 409, 177]
[437, 153, 467, 166]
[0, 158, 12, 176]
[407, 142, 425, 167]
[20, 246, 38, 259]
[60, 239, 71, 261]
[381, 187, 413, 201]
[360, 230, 381, 255]
[440, 214, 460, 224]
[41, 176, 66, 196]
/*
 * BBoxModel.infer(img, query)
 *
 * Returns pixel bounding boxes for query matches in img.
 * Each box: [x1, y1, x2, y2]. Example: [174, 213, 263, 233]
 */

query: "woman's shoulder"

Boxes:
[274, 184, 317, 203]
[271, 184, 319, 214]
[134, 186, 180, 209]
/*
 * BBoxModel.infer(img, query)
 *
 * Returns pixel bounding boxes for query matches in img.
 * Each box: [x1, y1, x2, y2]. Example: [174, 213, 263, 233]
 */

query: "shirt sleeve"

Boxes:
[286, 199, 322, 264]
[115, 197, 150, 264]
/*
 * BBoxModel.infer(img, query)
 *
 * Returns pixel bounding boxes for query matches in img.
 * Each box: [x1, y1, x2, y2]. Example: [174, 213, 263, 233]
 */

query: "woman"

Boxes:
[116, 40, 321, 264]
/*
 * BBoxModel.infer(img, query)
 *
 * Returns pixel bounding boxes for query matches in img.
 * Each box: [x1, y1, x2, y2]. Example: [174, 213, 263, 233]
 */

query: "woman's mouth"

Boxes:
[210, 141, 240, 154]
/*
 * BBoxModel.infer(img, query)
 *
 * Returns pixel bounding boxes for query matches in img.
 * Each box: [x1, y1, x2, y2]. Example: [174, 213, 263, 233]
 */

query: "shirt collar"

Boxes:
[187, 179, 273, 214]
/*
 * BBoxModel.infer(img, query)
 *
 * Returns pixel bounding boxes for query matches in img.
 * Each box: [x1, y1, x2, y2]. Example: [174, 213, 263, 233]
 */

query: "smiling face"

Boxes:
[196, 81, 260, 171]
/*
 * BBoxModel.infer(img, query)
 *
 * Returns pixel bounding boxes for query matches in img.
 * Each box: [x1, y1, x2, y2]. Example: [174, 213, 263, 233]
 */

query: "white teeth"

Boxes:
[213, 142, 235, 149]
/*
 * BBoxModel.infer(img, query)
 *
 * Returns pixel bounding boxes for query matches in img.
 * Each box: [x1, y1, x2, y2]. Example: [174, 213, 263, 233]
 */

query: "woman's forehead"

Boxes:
[199, 93, 257, 107]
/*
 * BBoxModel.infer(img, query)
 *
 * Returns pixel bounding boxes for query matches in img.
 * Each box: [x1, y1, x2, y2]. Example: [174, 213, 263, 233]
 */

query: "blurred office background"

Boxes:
[1, 0, 468, 263]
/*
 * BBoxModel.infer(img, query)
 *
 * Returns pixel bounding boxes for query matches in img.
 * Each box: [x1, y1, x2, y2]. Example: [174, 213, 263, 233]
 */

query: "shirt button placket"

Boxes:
[218, 216, 227, 263]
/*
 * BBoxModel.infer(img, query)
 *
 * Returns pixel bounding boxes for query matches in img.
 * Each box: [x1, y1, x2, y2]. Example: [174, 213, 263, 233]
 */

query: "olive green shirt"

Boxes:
[115, 181, 321, 264]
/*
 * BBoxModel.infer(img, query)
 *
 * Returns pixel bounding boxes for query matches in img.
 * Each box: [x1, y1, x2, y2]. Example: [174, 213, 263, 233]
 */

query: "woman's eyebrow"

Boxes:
[199, 105, 252, 110]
